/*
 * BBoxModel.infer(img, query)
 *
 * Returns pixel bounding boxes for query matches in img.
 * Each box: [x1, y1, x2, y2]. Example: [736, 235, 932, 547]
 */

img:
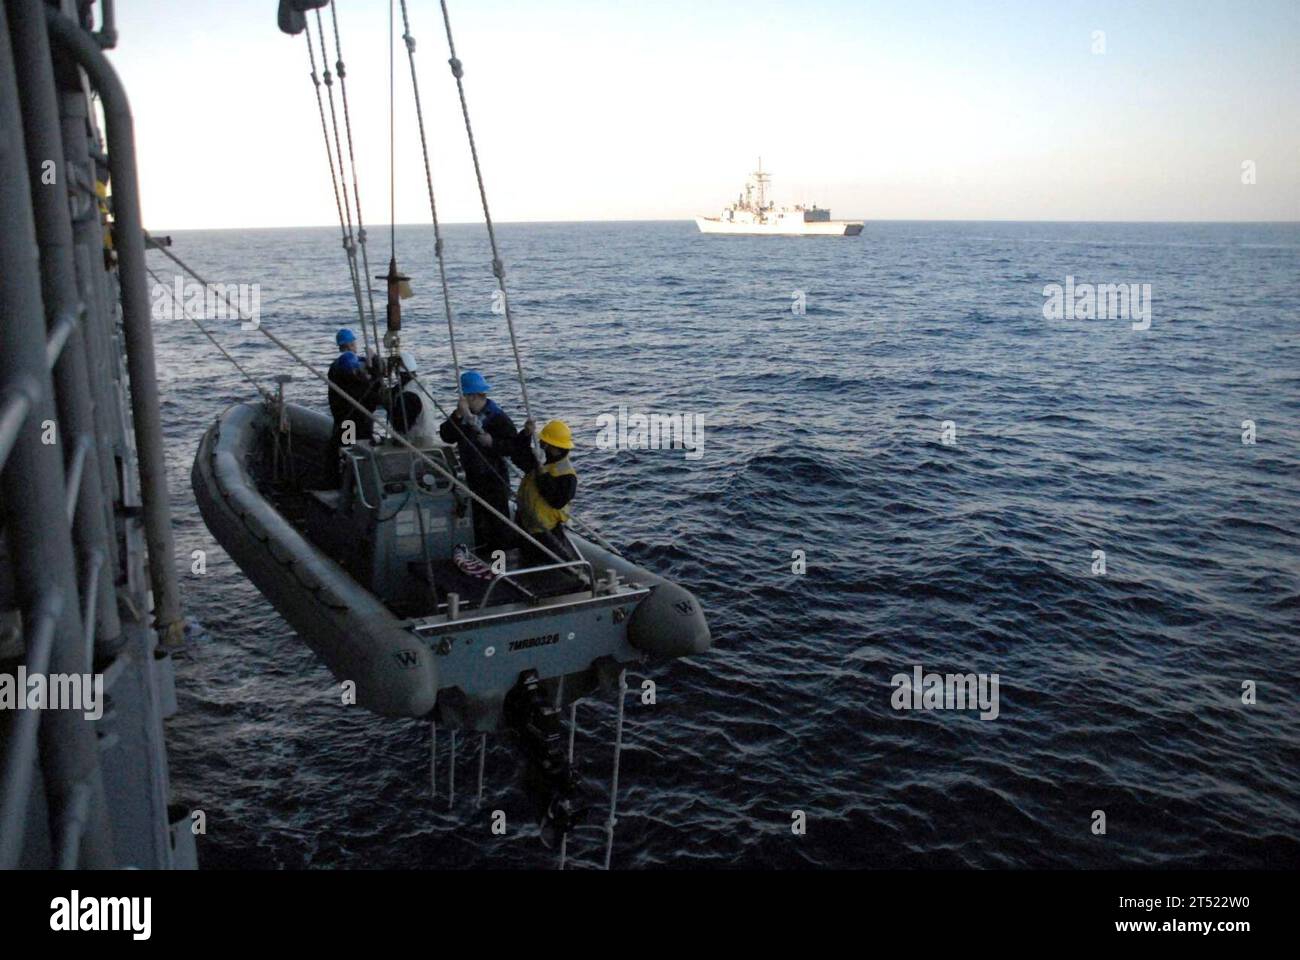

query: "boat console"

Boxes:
[304, 439, 473, 613]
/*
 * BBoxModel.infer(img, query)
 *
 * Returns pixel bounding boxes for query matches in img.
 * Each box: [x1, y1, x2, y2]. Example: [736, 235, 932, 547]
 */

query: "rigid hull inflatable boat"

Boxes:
[192, 399, 711, 731]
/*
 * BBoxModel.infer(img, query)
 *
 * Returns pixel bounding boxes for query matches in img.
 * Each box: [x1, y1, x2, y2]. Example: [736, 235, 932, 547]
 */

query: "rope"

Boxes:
[397, 0, 464, 401]
[151, 242, 569, 569]
[311, 11, 372, 361]
[145, 264, 269, 401]
[389, 0, 396, 253]
[438, 0, 531, 423]
[327, 0, 380, 349]
[603, 668, 628, 870]
[563, 512, 620, 556]
[304, 29, 372, 360]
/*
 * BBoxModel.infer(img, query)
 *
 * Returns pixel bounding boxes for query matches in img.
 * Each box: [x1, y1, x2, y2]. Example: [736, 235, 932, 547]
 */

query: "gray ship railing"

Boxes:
[478, 558, 598, 611]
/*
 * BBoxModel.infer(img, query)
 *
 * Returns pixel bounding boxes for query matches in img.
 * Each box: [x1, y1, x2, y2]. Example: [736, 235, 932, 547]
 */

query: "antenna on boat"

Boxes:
[377, 259, 412, 354]
[376, 0, 414, 386]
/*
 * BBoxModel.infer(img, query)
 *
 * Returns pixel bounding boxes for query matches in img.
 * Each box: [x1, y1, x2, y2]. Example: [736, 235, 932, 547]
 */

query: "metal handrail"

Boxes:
[82, 549, 106, 670]
[44, 304, 84, 371]
[63, 432, 92, 523]
[0, 380, 37, 474]
[0, 0, 192, 869]
[55, 782, 92, 870]
[367, 445, 385, 496]
[347, 451, 376, 509]
[479, 558, 597, 610]
[0, 590, 62, 869]
[47, 4, 184, 645]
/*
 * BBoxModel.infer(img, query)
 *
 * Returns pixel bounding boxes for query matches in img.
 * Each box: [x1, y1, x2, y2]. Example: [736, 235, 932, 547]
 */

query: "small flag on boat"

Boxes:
[453, 544, 494, 580]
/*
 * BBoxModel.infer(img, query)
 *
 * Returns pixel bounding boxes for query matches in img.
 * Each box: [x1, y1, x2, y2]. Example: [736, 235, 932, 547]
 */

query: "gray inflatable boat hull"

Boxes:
[193, 403, 440, 717]
[192, 402, 711, 722]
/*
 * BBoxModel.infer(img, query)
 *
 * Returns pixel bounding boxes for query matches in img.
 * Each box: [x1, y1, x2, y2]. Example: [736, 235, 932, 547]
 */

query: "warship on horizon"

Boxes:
[695, 159, 864, 236]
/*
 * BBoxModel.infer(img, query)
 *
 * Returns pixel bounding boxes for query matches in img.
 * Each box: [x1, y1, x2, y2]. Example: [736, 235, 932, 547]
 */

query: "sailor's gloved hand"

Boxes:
[523, 418, 536, 437]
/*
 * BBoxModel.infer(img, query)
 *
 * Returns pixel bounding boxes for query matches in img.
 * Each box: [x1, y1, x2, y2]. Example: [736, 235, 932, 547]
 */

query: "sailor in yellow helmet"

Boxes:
[517, 418, 578, 562]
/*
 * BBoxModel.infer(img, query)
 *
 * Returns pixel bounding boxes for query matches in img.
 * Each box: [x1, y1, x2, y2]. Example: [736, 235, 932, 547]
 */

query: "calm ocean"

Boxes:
[154, 220, 1300, 868]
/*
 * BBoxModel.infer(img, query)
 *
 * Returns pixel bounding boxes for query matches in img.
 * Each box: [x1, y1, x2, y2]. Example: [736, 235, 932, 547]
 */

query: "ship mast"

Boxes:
[750, 156, 772, 222]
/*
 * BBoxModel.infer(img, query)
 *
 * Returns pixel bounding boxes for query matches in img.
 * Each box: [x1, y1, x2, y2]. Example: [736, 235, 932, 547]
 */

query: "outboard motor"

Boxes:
[504, 670, 589, 846]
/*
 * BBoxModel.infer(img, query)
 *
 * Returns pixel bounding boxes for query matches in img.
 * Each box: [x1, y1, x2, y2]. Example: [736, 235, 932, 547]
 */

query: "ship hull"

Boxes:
[695, 216, 863, 236]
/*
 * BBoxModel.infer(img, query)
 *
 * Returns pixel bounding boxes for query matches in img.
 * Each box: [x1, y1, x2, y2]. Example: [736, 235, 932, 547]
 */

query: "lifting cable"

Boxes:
[144, 263, 269, 402]
[389, 0, 396, 255]
[304, 27, 371, 360]
[325, 1, 380, 350]
[416, 0, 630, 551]
[397, 0, 464, 401]
[438, 0, 532, 424]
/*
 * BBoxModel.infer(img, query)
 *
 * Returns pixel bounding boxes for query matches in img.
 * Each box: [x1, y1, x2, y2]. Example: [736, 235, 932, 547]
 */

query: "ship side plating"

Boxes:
[0, 0, 193, 869]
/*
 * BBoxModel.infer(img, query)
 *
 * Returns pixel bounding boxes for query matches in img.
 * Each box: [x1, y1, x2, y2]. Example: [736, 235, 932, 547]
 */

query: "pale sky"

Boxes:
[109, 0, 1300, 228]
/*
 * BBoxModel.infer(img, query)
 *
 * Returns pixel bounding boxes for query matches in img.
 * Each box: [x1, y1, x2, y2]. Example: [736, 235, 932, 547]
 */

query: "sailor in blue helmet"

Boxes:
[439, 369, 530, 554]
[325, 328, 383, 481]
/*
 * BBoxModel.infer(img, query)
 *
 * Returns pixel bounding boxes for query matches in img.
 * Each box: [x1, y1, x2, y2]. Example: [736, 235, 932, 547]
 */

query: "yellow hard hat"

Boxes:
[538, 419, 574, 450]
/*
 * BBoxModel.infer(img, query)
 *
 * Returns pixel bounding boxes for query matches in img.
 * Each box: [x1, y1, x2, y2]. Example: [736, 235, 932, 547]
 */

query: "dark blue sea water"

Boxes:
[154, 220, 1300, 869]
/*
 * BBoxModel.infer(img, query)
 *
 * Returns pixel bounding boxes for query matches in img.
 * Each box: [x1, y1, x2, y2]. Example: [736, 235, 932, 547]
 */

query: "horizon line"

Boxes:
[150, 217, 1300, 232]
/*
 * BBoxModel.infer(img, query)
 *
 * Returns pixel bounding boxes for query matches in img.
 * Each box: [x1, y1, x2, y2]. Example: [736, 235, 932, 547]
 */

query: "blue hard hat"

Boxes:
[460, 370, 491, 394]
[336, 328, 357, 347]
